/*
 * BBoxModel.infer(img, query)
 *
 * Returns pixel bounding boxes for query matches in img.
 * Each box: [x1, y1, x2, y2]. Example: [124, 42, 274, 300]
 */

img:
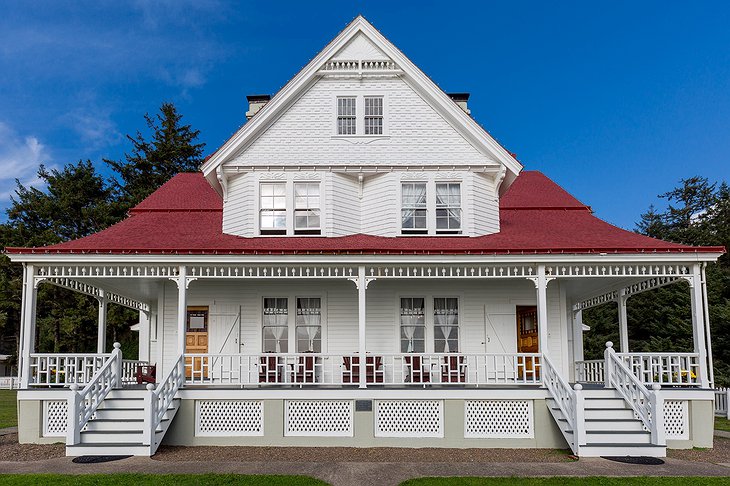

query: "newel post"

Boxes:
[67, 383, 81, 445]
[112, 342, 123, 388]
[604, 341, 614, 388]
[573, 383, 586, 447]
[650, 383, 666, 445]
[142, 383, 156, 446]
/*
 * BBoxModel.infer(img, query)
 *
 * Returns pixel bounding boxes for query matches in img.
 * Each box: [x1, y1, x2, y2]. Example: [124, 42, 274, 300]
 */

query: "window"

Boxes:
[400, 297, 425, 353]
[337, 97, 356, 135]
[262, 297, 288, 353]
[433, 298, 459, 353]
[296, 298, 322, 353]
[435, 183, 461, 233]
[401, 183, 427, 234]
[364, 96, 383, 135]
[260, 183, 286, 235]
[294, 183, 321, 234]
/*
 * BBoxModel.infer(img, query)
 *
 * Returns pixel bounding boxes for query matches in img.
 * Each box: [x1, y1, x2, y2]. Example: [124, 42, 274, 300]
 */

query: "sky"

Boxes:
[1, 1, 729, 229]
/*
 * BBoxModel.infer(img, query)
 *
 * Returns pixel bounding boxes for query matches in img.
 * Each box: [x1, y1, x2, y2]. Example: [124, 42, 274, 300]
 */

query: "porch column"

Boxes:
[617, 289, 629, 353]
[572, 310, 584, 363]
[536, 265, 550, 356]
[19, 264, 37, 388]
[139, 310, 152, 362]
[177, 265, 188, 357]
[96, 291, 108, 353]
[357, 265, 367, 389]
[689, 264, 710, 388]
[701, 263, 714, 387]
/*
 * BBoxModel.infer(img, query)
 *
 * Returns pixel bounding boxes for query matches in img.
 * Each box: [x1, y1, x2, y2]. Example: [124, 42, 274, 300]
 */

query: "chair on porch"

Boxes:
[259, 355, 283, 383]
[135, 364, 156, 385]
[292, 355, 318, 384]
[404, 355, 430, 383]
[441, 355, 466, 383]
[342, 356, 384, 384]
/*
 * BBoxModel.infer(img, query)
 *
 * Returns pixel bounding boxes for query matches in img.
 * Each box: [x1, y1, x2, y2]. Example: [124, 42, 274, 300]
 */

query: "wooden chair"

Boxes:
[293, 355, 318, 384]
[259, 355, 282, 383]
[135, 364, 156, 385]
[342, 356, 384, 384]
[404, 355, 430, 383]
[441, 355, 466, 383]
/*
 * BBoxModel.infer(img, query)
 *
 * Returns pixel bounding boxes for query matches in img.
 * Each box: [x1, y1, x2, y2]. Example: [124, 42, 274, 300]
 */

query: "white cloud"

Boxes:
[63, 109, 123, 151]
[0, 122, 50, 202]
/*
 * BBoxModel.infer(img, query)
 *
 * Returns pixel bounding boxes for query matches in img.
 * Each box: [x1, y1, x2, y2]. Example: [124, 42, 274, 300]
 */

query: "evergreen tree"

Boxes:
[105, 102, 205, 211]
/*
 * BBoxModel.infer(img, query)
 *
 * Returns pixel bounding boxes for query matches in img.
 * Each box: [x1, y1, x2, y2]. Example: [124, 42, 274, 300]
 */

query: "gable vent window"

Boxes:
[435, 183, 461, 234]
[364, 96, 383, 135]
[401, 183, 428, 234]
[337, 97, 357, 135]
[260, 183, 287, 235]
[294, 183, 321, 235]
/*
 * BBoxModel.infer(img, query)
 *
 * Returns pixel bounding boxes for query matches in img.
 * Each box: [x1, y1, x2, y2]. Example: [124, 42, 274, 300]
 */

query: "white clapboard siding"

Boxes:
[222, 173, 254, 236]
[471, 172, 500, 235]
[361, 173, 399, 237]
[328, 173, 361, 236]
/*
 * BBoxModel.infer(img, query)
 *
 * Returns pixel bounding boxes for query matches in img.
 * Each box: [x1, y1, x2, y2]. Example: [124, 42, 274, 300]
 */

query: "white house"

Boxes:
[7, 16, 724, 458]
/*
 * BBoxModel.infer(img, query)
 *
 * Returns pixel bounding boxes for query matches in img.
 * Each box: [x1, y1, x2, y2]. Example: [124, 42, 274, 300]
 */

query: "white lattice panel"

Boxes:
[664, 400, 688, 440]
[464, 400, 534, 438]
[196, 400, 264, 436]
[375, 400, 443, 438]
[285, 400, 353, 437]
[43, 400, 67, 437]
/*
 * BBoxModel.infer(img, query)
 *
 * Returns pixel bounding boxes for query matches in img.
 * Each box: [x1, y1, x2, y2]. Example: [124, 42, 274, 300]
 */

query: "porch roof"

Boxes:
[5, 171, 724, 256]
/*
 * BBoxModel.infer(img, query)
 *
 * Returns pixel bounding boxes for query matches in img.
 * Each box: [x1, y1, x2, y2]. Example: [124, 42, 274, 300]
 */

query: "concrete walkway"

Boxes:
[716, 430, 730, 439]
[0, 456, 728, 486]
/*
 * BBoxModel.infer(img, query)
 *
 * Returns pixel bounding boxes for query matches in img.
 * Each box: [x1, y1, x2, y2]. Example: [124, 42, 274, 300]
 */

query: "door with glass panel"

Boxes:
[185, 306, 209, 379]
[516, 305, 539, 379]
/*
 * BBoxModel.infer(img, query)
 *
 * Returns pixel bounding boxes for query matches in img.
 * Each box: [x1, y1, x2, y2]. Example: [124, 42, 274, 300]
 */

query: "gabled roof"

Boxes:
[200, 16, 523, 194]
[6, 171, 723, 256]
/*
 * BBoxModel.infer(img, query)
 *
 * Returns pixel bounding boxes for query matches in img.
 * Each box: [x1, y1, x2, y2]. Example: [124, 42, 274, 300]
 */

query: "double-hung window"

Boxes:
[294, 183, 321, 234]
[295, 297, 322, 353]
[433, 297, 459, 353]
[364, 96, 383, 135]
[260, 183, 287, 235]
[401, 183, 428, 234]
[435, 183, 462, 233]
[401, 181, 462, 235]
[400, 297, 426, 353]
[262, 297, 288, 353]
[337, 97, 357, 135]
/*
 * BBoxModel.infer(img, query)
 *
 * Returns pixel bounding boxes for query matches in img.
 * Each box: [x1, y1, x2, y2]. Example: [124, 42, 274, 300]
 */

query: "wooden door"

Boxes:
[516, 306, 539, 379]
[185, 306, 209, 379]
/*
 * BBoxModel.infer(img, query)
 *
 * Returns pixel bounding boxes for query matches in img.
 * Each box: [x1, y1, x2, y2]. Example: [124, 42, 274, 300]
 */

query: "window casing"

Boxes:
[433, 297, 459, 353]
[401, 181, 462, 235]
[364, 96, 383, 135]
[401, 183, 428, 234]
[435, 183, 462, 234]
[400, 297, 426, 353]
[294, 183, 321, 234]
[296, 297, 322, 353]
[262, 297, 288, 353]
[334, 95, 385, 136]
[258, 181, 321, 236]
[337, 97, 356, 135]
[259, 183, 287, 235]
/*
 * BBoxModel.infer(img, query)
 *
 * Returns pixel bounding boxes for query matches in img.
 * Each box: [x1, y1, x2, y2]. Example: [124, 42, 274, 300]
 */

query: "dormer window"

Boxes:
[259, 181, 322, 236]
[294, 182, 321, 234]
[436, 183, 461, 234]
[401, 182, 427, 234]
[335, 94, 386, 136]
[260, 182, 287, 235]
[401, 181, 462, 235]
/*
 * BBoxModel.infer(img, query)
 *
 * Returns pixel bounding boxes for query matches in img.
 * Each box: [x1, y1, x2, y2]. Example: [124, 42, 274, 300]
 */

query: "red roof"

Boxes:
[5, 171, 724, 255]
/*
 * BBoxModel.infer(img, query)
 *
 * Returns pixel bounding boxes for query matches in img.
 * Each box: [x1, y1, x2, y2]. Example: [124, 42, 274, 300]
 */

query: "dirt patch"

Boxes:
[153, 445, 573, 463]
[0, 433, 65, 461]
[667, 436, 730, 463]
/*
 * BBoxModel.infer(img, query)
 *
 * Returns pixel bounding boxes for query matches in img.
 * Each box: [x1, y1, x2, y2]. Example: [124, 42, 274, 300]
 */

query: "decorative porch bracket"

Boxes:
[39, 277, 151, 313]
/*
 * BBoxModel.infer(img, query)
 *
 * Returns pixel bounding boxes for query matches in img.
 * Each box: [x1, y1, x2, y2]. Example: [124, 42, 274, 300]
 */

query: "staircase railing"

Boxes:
[604, 342, 665, 445]
[543, 354, 585, 451]
[143, 354, 184, 447]
[66, 343, 123, 445]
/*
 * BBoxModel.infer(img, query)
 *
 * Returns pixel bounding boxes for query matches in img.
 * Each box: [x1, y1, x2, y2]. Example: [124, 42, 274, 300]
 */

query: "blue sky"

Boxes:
[1, 1, 728, 229]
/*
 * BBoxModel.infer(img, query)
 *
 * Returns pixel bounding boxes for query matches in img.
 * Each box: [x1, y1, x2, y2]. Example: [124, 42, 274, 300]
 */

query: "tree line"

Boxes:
[0, 103, 727, 386]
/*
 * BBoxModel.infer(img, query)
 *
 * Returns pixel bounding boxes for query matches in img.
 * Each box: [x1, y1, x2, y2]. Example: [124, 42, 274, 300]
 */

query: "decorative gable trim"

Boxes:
[201, 16, 522, 194]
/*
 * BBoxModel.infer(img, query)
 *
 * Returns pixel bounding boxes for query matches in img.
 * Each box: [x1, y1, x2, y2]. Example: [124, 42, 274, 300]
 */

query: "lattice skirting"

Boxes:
[196, 400, 264, 436]
[43, 400, 68, 437]
[285, 400, 353, 437]
[375, 400, 443, 438]
[664, 400, 689, 440]
[464, 400, 534, 438]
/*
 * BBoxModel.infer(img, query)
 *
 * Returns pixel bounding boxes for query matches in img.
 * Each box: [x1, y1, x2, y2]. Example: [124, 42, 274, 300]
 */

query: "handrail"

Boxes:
[66, 343, 122, 445]
[604, 342, 665, 445]
[542, 354, 583, 451]
[143, 354, 184, 446]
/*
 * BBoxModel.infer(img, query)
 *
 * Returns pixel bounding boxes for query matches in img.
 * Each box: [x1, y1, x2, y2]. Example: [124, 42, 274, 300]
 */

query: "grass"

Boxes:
[0, 474, 328, 485]
[0, 390, 16, 428]
[715, 416, 730, 432]
[401, 479, 730, 486]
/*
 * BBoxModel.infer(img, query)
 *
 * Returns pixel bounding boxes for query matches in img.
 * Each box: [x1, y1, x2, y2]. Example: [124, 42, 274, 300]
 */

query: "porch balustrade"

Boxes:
[183, 352, 543, 387]
[29, 353, 110, 386]
[575, 352, 701, 387]
[122, 359, 150, 385]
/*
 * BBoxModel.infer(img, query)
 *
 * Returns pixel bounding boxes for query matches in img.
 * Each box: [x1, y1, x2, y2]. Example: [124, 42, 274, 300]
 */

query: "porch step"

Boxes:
[66, 443, 153, 457]
[577, 444, 667, 458]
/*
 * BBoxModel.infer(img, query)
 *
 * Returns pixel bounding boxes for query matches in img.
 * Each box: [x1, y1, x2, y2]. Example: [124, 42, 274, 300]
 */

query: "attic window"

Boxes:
[337, 97, 357, 135]
[364, 96, 383, 135]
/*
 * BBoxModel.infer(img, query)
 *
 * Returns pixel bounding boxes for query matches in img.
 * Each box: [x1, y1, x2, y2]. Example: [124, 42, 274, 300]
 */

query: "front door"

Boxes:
[185, 306, 209, 379]
[516, 306, 539, 378]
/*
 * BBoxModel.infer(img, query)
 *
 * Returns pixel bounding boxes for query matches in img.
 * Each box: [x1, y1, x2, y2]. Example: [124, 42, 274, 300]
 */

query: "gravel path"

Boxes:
[0, 434, 65, 461]
[668, 436, 730, 463]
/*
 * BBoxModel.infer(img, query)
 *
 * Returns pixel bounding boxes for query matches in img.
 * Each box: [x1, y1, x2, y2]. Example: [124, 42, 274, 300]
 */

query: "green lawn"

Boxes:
[401, 479, 730, 486]
[0, 474, 327, 486]
[716, 416, 730, 432]
[0, 390, 16, 428]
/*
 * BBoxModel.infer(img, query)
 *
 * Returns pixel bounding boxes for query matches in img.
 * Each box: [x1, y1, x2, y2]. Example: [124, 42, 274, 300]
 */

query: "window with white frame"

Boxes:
[262, 297, 288, 353]
[294, 183, 321, 234]
[401, 183, 428, 234]
[259, 183, 287, 235]
[337, 97, 356, 135]
[435, 183, 462, 233]
[364, 96, 383, 135]
[433, 297, 459, 353]
[296, 297, 322, 353]
[400, 297, 426, 353]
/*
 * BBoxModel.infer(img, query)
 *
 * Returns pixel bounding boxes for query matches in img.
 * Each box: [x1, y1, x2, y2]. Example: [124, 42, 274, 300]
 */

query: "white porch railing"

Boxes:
[604, 342, 665, 446]
[66, 343, 123, 445]
[143, 354, 184, 448]
[122, 359, 150, 385]
[29, 353, 110, 386]
[575, 359, 604, 384]
[183, 352, 543, 387]
[716, 388, 729, 418]
[575, 352, 701, 387]
[543, 354, 583, 453]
